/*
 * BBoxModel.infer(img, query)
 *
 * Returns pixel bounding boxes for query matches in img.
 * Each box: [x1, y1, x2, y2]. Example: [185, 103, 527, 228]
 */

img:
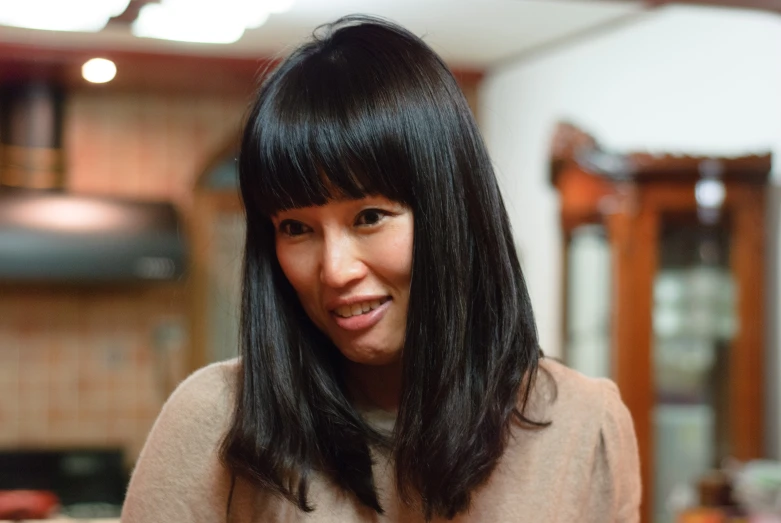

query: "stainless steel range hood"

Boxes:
[0, 189, 187, 282]
[0, 83, 187, 283]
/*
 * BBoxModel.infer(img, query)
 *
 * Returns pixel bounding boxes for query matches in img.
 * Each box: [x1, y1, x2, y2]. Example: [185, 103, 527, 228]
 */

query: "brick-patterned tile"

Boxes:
[0, 84, 237, 456]
[0, 402, 20, 444]
[18, 409, 49, 445]
[0, 339, 19, 385]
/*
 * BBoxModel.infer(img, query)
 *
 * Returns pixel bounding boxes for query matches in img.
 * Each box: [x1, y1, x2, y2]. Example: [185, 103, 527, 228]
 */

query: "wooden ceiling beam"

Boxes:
[0, 41, 482, 96]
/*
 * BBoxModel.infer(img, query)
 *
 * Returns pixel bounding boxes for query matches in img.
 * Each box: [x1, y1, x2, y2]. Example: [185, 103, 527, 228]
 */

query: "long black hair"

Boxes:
[221, 15, 546, 520]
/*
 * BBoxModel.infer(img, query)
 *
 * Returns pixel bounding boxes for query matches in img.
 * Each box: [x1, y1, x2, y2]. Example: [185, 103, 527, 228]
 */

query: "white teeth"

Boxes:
[334, 298, 388, 318]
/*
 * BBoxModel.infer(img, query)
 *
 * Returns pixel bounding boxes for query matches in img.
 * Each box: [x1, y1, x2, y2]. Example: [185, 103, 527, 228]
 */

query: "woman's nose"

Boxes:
[319, 236, 367, 288]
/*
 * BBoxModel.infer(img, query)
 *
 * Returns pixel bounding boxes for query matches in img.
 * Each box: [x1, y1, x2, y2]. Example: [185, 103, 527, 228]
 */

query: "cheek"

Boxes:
[375, 222, 413, 286]
[276, 244, 315, 299]
[393, 242, 413, 284]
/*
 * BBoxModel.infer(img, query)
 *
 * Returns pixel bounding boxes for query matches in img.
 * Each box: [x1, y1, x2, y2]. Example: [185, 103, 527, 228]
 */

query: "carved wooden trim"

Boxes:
[550, 122, 771, 186]
[627, 152, 771, 183]
[549, 121, 598, 184]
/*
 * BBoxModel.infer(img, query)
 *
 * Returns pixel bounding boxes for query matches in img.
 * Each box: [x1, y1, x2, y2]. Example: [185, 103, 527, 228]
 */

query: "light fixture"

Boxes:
[0, 0, 130, 32]
[695, 179, 725, 209]
[11, 198, 130, 232]
[132, 0, 295, 44]
[695, 178, 726, 225]
[132, 2, 245, 44]
[82, 58, 117, 84]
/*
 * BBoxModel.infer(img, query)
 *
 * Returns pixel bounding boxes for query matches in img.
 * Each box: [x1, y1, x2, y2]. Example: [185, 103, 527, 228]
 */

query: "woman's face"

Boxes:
[272, 196, 413, 366]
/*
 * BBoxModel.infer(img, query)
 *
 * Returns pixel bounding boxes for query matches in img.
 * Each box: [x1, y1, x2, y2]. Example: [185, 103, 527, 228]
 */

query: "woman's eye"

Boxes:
[355, 208, 387, 227]
[278, 220, 309, 237]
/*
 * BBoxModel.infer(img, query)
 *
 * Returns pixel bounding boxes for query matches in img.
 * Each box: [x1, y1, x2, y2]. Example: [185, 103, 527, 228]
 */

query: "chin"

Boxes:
[338, 344, 402, 367]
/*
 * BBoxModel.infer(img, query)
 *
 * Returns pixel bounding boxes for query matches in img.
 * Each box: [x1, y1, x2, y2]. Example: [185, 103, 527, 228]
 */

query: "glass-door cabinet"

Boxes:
[550, 123, 770, 523]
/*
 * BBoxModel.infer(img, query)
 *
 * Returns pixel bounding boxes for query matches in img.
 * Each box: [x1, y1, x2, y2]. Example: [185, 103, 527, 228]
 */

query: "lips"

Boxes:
[330, 296, 392, 331]
[333, 297, 391, 318]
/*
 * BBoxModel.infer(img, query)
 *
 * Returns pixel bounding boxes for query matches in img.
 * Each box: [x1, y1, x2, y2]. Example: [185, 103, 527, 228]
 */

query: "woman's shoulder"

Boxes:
[133, 358, 241, 463]
[151, 358, 240, 430]
[122, 359, 241, 521]
[535, 357, 625, 417]
[167, 357, 240, 412]
[534, 358, 641, 520]
[524, 357, 635, 446]
[138, 357, 241, 456]
[502, 358, 640, 520]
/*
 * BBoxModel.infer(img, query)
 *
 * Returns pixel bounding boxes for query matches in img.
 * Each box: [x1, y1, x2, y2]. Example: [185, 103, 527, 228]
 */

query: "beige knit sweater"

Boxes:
[121, 358, 641, 522]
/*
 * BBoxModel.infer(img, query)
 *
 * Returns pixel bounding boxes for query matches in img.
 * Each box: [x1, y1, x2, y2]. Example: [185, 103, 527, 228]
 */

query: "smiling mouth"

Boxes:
[333, 297, 391, 318]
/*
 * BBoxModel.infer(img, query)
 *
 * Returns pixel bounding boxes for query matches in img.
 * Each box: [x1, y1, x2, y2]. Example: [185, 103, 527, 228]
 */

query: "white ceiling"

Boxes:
[0, 0, 646, 68]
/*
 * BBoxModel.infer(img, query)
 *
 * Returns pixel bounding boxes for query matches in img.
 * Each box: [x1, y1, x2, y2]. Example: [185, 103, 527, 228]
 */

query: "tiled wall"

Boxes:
[0, 90, 247, 464]
[0, 286, 185, 458]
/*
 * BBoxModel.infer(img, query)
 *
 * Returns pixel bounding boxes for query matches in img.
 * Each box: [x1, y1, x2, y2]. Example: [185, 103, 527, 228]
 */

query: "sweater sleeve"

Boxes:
[591, 379, 642, 523]
[121, 361, 237, 523]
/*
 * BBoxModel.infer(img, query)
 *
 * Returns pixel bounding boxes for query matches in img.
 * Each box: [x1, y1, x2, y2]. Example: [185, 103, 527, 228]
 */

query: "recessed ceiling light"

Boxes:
[82, 58, 117, 84]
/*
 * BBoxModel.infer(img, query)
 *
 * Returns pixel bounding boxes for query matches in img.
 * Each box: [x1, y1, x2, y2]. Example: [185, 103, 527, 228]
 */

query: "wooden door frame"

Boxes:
[188, 143, 243, 374]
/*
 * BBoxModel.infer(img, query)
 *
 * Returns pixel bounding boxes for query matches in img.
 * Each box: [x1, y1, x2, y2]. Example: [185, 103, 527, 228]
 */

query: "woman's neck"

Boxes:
[344, 357, 403, 413]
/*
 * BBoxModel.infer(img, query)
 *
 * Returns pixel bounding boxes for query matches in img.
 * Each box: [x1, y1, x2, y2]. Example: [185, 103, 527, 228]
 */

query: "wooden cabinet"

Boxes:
[550, 123, 770, 523]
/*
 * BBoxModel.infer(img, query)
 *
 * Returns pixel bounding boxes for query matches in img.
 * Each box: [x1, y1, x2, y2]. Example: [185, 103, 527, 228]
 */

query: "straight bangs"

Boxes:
[240, 44, 419, 217]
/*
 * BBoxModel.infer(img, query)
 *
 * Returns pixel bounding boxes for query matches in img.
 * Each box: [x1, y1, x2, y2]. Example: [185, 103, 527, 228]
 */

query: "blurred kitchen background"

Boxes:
[0, 1, 779, 522]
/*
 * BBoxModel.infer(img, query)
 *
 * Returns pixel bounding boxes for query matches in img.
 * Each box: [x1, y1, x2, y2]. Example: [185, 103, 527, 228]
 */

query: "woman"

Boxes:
[122, 16, 640, 522]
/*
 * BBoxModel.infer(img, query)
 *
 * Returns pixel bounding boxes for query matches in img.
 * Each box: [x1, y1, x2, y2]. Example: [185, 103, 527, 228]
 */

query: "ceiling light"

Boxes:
[82, 58, 117, 84]
[133, 1, 246, 44]
[0, 0, 130, 32]
[132, 0, 294, 44]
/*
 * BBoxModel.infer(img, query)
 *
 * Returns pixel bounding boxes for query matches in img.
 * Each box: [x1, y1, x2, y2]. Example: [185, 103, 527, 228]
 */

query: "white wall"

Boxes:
[481, 5, 781, 456]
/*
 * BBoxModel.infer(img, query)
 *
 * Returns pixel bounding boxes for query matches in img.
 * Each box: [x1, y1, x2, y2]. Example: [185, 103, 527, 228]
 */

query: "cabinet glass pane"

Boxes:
[565, 225, 611, 379]
[652, 216, 735, 523]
